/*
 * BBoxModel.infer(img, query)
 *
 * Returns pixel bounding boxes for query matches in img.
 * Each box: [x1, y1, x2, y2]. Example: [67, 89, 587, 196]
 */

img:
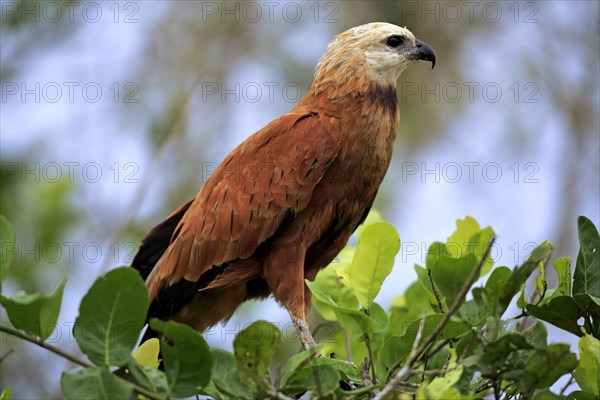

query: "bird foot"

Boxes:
[291, 315, 316, 349]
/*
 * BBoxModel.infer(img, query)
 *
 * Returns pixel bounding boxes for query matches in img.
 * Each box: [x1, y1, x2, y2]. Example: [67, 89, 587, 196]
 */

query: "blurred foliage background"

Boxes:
[1, 1, 598, 398]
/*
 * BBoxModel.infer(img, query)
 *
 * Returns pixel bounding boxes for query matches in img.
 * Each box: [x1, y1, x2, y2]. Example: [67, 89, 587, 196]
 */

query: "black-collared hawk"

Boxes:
[132, 22, 436, 348]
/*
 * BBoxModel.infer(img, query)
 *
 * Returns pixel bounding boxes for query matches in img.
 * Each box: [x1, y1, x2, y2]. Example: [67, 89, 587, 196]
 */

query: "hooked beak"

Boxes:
[413, 39, 436, 69]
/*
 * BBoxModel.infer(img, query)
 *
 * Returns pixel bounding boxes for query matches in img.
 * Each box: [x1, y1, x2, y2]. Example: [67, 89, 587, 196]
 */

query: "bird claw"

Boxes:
[290, 315, 316, 349]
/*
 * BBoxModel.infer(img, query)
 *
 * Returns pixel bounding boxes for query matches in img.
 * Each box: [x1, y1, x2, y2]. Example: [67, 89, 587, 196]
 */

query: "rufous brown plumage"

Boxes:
[132, 22, 435, 348]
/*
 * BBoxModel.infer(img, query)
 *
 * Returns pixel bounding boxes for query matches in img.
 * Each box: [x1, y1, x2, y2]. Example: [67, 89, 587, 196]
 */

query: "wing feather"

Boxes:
[147, 112, 339, 299]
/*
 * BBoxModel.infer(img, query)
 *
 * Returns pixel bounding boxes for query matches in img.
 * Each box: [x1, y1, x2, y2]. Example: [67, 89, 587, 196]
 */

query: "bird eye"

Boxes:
[386, 35, 404, 48]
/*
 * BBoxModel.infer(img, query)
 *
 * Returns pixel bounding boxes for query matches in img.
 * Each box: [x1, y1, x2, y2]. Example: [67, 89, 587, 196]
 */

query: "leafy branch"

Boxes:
[375, 237, 495, 399]
[1, 215, 599, 399]
[0, 325, 164, 400]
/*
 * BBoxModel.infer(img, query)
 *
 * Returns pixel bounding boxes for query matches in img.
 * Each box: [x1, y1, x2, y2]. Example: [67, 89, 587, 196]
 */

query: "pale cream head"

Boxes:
[314, 22, 435, 88]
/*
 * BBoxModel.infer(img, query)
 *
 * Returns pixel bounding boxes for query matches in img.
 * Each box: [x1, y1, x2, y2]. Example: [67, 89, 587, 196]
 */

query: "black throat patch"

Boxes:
[366, 83, 398, 115]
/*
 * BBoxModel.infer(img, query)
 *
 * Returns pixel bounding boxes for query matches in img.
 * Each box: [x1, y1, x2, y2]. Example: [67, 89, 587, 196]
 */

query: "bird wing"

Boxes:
[132, 199, 194, 281]
[146, 111, 340, 299]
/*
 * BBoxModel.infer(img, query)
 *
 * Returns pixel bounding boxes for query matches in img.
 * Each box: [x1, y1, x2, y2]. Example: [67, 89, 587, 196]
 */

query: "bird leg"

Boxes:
[290, 313, 316, 349]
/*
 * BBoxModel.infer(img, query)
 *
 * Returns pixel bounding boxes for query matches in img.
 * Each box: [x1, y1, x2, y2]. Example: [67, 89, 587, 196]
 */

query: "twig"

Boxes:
[0, 349, 14, 363]
[267, 384, 294, 400]
[264, 378, 295, 400]
[0, 325, 94, 368]
[374, 312, 426, 400]
[425, 338, 453, 362]
[361, 357, 374, 388]
[408, 368, 458, 376]
[0, 325, 165, 400]
[420, 356, 429, 386]
[398, 381, 419, 388]
[559, 375, 575, 395]
[375, 237, 496, 400]
[361, 308, 377, 383]
[414, 237, 495, 363]
[475, 382, 493, 393]
[441, 351, 452, 375]
[344, 330, 352, 363]
[518, 248, 553, 331]
[364, 332, 377, 383]
[493, 380, 500, 400]
[428, 268, 445, 313]
[507, 310, 529, 320]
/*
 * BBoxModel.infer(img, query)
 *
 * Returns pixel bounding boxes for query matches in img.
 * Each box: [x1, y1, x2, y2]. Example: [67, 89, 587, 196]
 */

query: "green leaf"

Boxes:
[517, 283, 527, 309]
[473, 266, 512, 317]
[202, 348, 252, 400]
[279, 346, 322, 389]
[318, 327, 368, 368]
[427, 364, 464, 398]
[306, 280, 372, 336]
[427, 241, 474, 307]
[0, 215, 15, 287]
[445, 217, 496, 276]
[0, 387, 12, 400]
[481, 333, 533, 361]
[552, 257, 572, 298]
[282, 364, 340, 397]
[311, 356, 362, 383]
[526, 296, 584, 337]
[496, 241, 553, 318]
[508, 344, 578, 393]
[127, 357, 169, 396]
[574, 335, 600, 396]
[378, 335, 414, 378]
[414, 264, 441, 311]
[427, 224, 495, 308]
[313, 251, 359, 321]
[150, 319, 212, 397]
[568, 391, 599, 400]
[521, 321, 548, 348]
[532, 389, 568, 399]
[348, 222, 400, 310]
[473, 333, 533, 381]
[389, 281, 436, 337]
[132, 338, 160, 369]
[61, 368, 133, 400]
[0, 276, 67, 340]
[379, 314, 470, 378]
[573, 216, 600, 298]
[414, 264, 434, 296]
[573, 294, 600, 337]
[74, 267, 147, 367]
[233, 320, 280, 386]
[369, 302, 390, 343]
[459, 299, 486, 325]
[356, 209, 384, 241]
[535, 257, 546, 299]
[446, 216, 481, 258]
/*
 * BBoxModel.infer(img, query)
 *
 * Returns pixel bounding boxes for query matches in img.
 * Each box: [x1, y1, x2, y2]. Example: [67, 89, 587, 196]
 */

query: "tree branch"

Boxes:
[0, 325, 165, 400]
[374, 237, 495, 400]
[0, 324, 94, 368]
[373, 312, 426, 400]
[415, 237, 495, 362]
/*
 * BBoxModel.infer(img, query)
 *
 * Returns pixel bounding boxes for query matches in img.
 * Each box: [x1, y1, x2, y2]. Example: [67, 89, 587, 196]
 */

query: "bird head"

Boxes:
[314, 22, 436, 90]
